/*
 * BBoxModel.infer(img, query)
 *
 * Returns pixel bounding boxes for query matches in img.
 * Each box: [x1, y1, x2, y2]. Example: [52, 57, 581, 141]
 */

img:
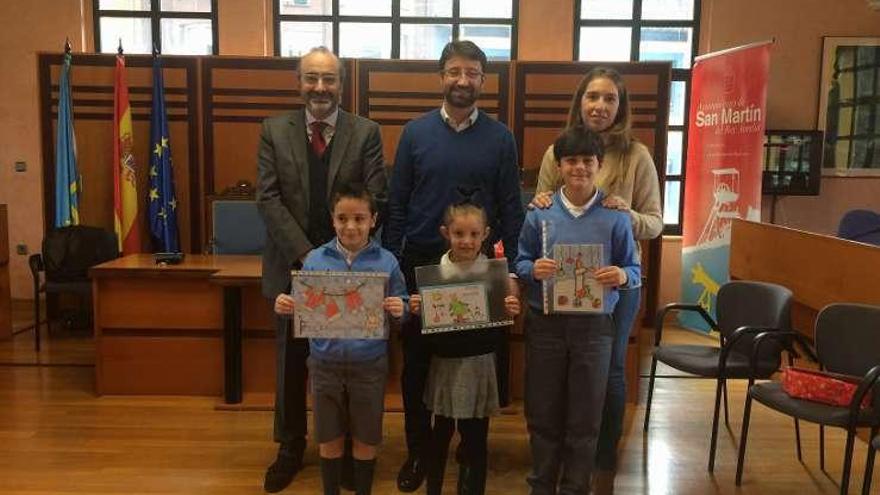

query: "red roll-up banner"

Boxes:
[680, 41, 772, 331]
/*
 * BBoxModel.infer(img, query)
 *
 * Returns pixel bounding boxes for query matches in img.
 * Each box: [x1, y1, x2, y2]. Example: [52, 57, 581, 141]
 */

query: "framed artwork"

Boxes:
[546, 243, 605, 314]
[416, 258, 514, 334]
[817, 36, 880, 176]
[290, 270, 388, 339]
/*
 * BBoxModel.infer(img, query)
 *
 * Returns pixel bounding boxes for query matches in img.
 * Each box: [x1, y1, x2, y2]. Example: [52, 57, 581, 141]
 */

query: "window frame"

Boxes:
[94, 0, 220, 55]
[573, 0, 702, 235]
[273, 0, 518, 60]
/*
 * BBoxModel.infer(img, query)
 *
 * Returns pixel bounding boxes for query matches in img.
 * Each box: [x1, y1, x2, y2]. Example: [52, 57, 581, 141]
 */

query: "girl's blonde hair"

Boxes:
[565, 67, 636, 191]
[442, 201, 487, 228]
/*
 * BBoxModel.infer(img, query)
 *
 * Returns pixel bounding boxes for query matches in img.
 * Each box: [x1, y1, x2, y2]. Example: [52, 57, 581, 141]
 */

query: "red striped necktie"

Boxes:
[310, 121, 328, 158]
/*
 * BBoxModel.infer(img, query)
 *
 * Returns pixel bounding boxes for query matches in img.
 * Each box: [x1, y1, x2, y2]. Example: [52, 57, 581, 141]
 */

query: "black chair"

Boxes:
[643, 280, 793, 472]
[735, 303, 880, 495]
[864, 435, 880, 495]
[28, 226, 118, 351]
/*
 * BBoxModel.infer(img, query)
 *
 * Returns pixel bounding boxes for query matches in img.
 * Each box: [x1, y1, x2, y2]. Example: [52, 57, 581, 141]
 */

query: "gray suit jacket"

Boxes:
[256, 108, 386, 298]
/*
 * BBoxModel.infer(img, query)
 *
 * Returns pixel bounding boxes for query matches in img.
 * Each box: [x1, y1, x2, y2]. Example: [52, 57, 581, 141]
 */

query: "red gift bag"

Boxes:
[781, 367, 872, 409]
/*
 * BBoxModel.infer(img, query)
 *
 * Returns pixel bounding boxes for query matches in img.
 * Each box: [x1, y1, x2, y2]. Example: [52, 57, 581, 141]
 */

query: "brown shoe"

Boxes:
[592, 469, 615, 495]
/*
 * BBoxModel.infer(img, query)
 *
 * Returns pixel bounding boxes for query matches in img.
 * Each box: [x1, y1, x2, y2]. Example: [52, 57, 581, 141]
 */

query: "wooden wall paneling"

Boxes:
[38, 53, 201, 252]
[0, 205, 10, 340]
[356, 60, 511, 165]
[201, 56, 356, 250]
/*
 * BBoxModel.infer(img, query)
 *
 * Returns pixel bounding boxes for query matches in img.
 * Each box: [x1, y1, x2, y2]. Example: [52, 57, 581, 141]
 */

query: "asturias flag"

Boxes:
[113, 52, 142, 253]
[55, 51, 80, 227]
[148, 52, 180, 252]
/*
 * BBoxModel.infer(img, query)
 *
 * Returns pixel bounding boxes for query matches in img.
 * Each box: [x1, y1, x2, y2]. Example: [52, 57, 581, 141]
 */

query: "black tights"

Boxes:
[426, 415, 489, 495]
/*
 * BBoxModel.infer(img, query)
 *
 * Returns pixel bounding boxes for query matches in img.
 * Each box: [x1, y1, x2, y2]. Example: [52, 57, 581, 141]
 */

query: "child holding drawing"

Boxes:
[514, 127, 640, 494]
[409, 199, 520, 495]
[274, 184, 408, 495]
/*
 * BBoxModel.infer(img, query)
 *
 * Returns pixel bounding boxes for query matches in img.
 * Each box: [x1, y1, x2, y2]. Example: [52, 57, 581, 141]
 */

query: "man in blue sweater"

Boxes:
[384, 40, 524, 492]
[515, 127, 640, 495]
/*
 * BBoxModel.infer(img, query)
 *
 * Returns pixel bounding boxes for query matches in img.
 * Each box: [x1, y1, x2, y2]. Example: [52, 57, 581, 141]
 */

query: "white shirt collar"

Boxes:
[305, 107, 339, 129]
[440, 104, 479, 132]
[336, 238, 367, 266]
[440, 251, 488, 265]
[559, 186, 599, 218]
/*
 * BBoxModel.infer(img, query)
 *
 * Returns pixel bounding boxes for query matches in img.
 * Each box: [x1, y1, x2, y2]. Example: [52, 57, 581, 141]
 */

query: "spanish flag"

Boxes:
[113, 52, 141, 253]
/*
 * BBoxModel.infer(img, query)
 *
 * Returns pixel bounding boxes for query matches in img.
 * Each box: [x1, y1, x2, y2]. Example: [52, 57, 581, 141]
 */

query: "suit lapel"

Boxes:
[327, 110, 352, 200]
[288, 110, 309, 206]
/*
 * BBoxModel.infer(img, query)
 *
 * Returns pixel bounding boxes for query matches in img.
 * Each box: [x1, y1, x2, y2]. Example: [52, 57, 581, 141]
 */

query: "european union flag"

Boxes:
[55, 51, 80, 227]
[147, 52, 180, 252]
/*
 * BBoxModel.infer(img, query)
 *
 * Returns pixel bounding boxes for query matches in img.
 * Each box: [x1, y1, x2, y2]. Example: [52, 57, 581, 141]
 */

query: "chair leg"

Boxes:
[708, 377, 724, 472]
[841, 430, 856, 495]
[735, 393, 755, 486]
[33, 290, 41, 352]
[820, 425, 826, 471]
[794, 419, 802, 461]
[862, 427, 878, 495]
[722, 379, 730, 426]
[643, 355, 659, 432]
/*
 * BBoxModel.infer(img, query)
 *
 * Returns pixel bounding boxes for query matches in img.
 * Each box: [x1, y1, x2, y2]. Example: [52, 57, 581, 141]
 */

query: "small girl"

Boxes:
[410, 201, 521, 495]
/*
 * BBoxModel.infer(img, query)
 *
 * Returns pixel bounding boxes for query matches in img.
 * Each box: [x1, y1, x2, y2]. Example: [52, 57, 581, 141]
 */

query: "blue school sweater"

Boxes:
[301, 238, 408, 362]
[383, 109, 524, 271]
[514, 190, 641, 314]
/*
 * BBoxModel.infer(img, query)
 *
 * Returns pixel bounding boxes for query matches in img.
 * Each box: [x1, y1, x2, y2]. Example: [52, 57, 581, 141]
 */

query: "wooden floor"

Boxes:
[2, 303, 879, 494]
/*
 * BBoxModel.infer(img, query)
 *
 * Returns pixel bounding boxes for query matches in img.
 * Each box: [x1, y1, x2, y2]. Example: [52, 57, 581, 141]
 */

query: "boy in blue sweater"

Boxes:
[515, 127, 640, 495]
[275, 185, 407, 495]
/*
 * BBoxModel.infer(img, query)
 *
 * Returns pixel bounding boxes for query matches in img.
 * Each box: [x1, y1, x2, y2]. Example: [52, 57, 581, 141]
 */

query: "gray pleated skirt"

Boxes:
[423, 353, 499, 419]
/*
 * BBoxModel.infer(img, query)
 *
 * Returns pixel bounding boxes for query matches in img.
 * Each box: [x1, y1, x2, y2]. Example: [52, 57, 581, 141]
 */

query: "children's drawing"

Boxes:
[549, 244, 605, 313]
[420, 283, 491, 333]
[291, 270, 388, 339]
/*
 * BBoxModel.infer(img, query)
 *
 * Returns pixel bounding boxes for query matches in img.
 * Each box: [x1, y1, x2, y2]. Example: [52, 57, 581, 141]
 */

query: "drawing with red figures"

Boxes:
[290, 270, 388, 339]
[549, 244, 605, 313]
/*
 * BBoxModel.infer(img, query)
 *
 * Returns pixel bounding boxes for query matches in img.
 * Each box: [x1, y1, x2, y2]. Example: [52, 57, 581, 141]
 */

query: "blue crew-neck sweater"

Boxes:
[301, 238, 409, 362]
[514, 189, 641, 314]
[383, 109, 524, 271]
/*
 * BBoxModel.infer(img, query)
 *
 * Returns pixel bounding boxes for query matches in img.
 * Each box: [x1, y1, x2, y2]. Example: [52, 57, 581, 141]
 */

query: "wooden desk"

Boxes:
[0, 205, 10, 340]
[90, 254, 272, 400]
[730, 219, 880, 335]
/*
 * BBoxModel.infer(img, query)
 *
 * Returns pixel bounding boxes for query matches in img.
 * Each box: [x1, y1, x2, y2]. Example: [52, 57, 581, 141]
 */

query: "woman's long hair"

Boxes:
[564, 67, 635, 190]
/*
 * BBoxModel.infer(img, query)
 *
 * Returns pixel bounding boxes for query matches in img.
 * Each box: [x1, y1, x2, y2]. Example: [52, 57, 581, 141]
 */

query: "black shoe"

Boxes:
[264, 450, 303, 493]
[396, 455, 426, 492]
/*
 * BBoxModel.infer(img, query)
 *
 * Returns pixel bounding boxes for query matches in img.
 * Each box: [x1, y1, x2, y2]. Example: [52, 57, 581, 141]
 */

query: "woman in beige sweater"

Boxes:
[532, 67, 662, 494]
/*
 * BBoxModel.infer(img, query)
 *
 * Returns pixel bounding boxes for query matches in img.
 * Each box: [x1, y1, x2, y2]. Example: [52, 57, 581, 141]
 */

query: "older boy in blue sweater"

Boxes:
[275, 185, 408, 495]
[515, 127, 640, 495]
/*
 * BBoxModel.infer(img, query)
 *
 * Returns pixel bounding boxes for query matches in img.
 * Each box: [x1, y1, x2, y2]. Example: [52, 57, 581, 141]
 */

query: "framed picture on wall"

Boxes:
[817, 36, 880, 176]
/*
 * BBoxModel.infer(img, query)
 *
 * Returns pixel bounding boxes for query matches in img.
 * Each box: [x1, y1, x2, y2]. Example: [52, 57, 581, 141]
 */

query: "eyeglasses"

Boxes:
[302, 73, 339, 85]
[441, 68, 484, 81]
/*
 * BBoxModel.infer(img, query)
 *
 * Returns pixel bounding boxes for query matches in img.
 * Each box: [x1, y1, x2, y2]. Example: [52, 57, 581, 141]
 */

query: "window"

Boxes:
[275, 0, 517, 60]
[575, 0, 701, 234]
[94, 0, 218, 55]
[822, 45, 880, 172]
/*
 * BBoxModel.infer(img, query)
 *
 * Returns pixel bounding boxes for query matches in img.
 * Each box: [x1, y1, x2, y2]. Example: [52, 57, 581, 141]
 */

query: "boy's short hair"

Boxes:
[552, 126, 605, 163]
[438, 40, 488, 71]
[331, 183, 376, 215]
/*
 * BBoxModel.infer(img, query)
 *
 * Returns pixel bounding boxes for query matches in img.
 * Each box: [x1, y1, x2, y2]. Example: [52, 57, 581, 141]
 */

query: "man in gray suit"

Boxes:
[256, 46, 386, 493]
